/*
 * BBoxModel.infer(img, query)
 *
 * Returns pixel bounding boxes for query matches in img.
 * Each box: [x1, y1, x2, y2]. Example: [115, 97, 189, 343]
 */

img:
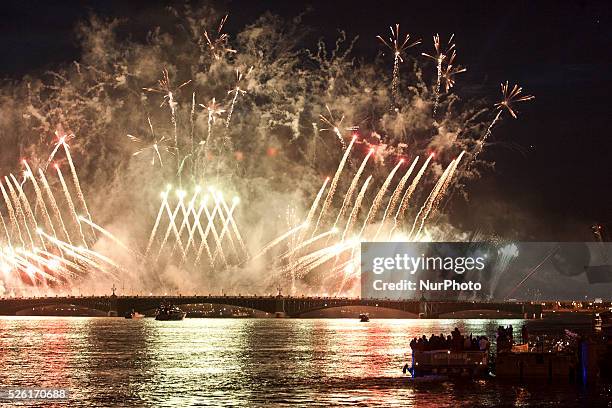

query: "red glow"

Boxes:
[266, 147, 278, 157]
[234, 151, 244, 161]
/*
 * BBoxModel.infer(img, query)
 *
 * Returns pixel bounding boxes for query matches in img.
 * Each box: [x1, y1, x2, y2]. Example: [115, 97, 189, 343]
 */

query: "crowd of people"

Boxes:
[496, 325, 515, 352]
[409, 327, 490, 352]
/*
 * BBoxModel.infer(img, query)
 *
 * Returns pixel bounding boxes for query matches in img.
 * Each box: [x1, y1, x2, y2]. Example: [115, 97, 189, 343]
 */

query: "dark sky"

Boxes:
[1, 0, 610, 239]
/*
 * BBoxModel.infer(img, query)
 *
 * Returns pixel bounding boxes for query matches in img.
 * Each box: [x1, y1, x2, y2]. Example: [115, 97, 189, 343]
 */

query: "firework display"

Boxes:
[0, 7, 534, 297]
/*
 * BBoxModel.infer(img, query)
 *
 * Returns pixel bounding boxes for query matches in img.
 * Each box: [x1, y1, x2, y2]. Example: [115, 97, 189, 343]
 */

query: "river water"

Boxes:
[0, 317, 610, 407]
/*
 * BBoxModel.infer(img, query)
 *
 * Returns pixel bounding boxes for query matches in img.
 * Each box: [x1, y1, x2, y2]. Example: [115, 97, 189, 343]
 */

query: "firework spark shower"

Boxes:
[0, 3, 539, 297]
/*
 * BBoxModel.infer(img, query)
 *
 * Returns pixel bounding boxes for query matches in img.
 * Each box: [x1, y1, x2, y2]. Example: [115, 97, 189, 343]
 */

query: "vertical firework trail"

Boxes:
[218, 195, 247, 256]
[407, 165, 451, 239]
[10, 174, 41, 243]
[310, 123, 319, 165]
[226, 69, 249, 129]
[409, 154, 464, 240]
[183, 198, 207, 256]
[62, 143, 95, 240]
[191, 201, 214, 265]
[169, 190, 200, 258]
[375, 156, 419, 238]
[342, 175, 372, 242]
[4, 176, 34, 248]
[471, 110, 502, 164]
[55, 165, 88, 248]
[419, 154, 464, 239]
[200, 196, 227, 267]
[472, 82, 534, 165]
[358, 160, 403, 238]
[194, 195, 220, 265]
[390, 153, 433, 237]
[297, 177, 329, 244]
[0, 214, 11, 247]
[169, 87, 180, 180]
[143, 69, 192, 183]
[39, 169, 72, 245]
[155, 194, 187, 261]
[311, 136, 355, 238]
[210, 192, 238, 258]
[23, 161, 57, 243]
[145, 191, 169, 256]
[0, 182, 23, 246]
[422, 151, 465, 229]
[211, 199, 238, 263]
[332, 148, 374, 235]
[377, 24, 421, 107]
[422, 34, 455, 116]
[190, 92, 196, 177]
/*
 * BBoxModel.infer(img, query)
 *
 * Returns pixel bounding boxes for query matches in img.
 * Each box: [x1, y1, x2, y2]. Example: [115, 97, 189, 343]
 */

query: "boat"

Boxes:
[596, 310, 612, 335]
[359, 313, 370, 322]
[155, 304, 186, 321]
[124, 309, 145, 319]
[409, 349, 489, 378]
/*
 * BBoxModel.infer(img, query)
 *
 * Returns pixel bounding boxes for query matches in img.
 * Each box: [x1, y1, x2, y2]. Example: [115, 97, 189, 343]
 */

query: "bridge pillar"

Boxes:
[418, 301, 437, 318]
[274, 296, 286, 318]
[108, 294, 118, 317]
[522, 303, 543, 319]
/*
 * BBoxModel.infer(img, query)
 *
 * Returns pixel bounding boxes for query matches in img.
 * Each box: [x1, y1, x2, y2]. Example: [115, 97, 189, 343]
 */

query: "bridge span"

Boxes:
[0, 294, 543, 318]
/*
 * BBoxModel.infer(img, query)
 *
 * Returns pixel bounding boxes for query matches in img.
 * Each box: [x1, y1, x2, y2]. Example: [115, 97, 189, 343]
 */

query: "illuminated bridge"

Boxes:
[0, 294, 544, 318]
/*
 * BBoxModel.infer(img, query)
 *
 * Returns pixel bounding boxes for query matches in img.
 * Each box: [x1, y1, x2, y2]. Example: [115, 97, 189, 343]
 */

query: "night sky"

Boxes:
[1, 0, 610, 240]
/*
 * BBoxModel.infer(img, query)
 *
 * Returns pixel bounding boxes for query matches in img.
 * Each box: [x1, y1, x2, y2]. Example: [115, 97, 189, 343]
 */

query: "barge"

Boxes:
[409, 350, 488, 377]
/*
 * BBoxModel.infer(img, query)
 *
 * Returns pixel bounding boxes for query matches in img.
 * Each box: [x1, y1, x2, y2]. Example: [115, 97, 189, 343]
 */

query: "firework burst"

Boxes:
[319, 105, 358, 149]
[127, 118, 173, 166]
[203, 14, 237, 61]
[495, 81, 535, 119]
[422, 34, 457, 115]
[0, 7, 538, 297]
[226, 68, 251, 129]
[377, 24, 421, 106]
[143, 69, 192, 176]
[471, 82, 534, 163]
[199, 97, 226, 143]
[440, 50, 466, 93]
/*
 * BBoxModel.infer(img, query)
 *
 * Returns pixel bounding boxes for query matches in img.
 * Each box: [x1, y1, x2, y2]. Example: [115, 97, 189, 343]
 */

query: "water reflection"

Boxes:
[0, 317, 608, 407]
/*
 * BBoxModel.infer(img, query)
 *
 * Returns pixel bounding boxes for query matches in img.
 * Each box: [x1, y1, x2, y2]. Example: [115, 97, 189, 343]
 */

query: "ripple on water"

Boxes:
[0, 317, 609, 407]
